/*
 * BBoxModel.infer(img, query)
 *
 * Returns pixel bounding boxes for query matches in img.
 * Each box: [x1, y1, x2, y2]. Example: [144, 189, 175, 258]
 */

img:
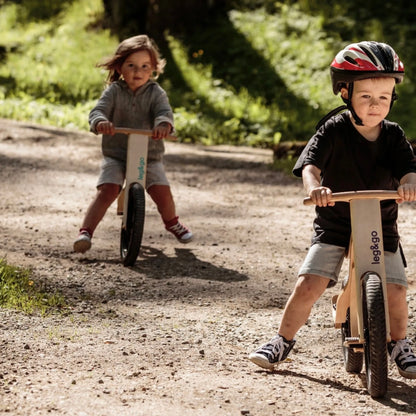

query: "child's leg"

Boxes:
[147, 184, 193, 243]
[249, 273, 329, 369]
[249, 243, 343, 369]
[277, 243, 345, 339]
[278, 274, 330, 340]
[80, 183, 120, 234]
[147, 184, 176, 222]
[387, 283, 408, 341]
[384, 249, 410, 341]
[74, 183, 120, 253]
[387, 282, 416, 378]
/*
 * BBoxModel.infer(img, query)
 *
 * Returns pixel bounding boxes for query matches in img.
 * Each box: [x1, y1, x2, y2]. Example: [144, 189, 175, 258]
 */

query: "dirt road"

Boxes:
[1, 118, 416, 415]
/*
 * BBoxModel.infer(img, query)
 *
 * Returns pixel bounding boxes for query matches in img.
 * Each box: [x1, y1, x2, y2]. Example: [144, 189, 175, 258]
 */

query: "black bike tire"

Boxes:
[120, 183, 145, 267]
[362, 272, 388, 398]
[341, 308, 363, 373]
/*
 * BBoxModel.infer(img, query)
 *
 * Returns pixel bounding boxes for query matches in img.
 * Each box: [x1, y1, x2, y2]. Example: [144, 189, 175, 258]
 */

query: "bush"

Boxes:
[1, 0, 416, 148]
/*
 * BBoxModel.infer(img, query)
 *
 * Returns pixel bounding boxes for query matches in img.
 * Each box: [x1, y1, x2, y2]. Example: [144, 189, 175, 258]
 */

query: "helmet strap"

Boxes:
[316, 81, 398, 131]
[391, 87, 398, 109]
[343, 84, 398, 124]
[343, 83, 364, 126]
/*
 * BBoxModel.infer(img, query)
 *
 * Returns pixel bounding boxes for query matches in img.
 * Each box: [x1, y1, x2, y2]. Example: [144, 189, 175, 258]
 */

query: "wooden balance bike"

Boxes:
[114, 127, 175, 267]
[304, 190, 402, 398]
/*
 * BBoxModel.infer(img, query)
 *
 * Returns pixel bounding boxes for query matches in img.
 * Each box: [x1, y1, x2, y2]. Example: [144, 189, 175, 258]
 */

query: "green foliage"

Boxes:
[228, 4, 340, 132]
[1, 0, 416, 149]
[0, 0, 116, 104]
[164, 3, 339, 144]
[0, 93, 93, 129]
[167, 34, 284, 146]
[5, 0, 72, 20]
[0, 0, 333, 144]
[0, 258, 66, 315]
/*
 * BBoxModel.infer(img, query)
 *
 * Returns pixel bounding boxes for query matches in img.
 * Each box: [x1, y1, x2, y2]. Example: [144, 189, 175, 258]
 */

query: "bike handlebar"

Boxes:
[114, 127, 177, 140]
[303, 190, 400, 206]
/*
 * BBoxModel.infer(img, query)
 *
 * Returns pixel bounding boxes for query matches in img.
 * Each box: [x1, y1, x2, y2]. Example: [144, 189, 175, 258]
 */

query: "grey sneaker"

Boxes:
[388, 339, 416, 379]
[73, 230, 92, 253]
[166, 221, 193, 243]
[249, 334, 296, 370]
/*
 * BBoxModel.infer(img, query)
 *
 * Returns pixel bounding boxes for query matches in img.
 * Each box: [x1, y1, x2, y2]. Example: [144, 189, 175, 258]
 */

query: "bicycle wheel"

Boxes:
[341, 308, 363, 373]
[120, 183, 145, 267]
[362, 272, 387, 398]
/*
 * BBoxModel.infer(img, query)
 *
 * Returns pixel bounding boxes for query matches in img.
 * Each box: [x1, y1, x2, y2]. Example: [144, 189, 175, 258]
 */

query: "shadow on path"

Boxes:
[255, 367, 416, 412]
[131, 245, 248, 283]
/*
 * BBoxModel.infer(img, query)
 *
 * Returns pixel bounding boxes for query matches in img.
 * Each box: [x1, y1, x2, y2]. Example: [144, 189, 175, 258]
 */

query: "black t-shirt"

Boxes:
[293, 112, 416, 252]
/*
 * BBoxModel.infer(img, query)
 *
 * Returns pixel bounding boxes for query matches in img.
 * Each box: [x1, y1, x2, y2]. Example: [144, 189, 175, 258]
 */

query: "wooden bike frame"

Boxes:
[304, 190, 400, 347]
[114, 127, 176, 227]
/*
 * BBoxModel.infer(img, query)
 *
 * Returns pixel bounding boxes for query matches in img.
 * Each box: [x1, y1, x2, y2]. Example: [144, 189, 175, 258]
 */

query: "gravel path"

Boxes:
[1, 119, 416, 415]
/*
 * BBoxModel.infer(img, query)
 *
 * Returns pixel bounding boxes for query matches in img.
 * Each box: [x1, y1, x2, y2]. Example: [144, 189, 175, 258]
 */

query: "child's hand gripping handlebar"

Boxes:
[303, 190, 400, 206]
[114, 127, 177, 141]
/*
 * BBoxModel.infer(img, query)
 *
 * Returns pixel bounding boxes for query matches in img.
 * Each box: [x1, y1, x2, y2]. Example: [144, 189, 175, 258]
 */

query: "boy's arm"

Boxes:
[397, 172, 416, 202]
[302, 164, 334, 207]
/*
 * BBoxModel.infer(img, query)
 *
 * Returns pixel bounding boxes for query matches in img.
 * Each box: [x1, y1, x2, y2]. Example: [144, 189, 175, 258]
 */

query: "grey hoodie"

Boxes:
[89, 80, 174, 162]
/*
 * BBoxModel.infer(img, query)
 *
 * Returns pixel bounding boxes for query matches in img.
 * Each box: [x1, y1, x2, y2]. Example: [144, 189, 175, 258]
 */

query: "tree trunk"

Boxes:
[102, 0, 226, 41]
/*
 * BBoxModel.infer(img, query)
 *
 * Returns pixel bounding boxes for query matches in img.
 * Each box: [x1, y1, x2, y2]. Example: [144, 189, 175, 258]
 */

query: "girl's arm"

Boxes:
[96, 120, 115, 135]
[151, 87, 174, 139]
[302, 164, 334, 207]
[89, 86, 116, 134]
[152, 122, 172, 140]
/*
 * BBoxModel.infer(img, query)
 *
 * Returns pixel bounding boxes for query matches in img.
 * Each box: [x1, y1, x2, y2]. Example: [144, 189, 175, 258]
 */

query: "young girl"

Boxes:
[74, 35, 193, 254]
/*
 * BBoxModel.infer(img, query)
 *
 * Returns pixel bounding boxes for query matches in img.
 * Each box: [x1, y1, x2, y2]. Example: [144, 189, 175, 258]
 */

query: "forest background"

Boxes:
[1, 0, 416, 162]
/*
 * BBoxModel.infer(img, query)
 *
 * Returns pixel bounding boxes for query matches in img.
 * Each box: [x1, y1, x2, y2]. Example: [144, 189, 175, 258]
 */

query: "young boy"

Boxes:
[249, 41, 416, 379]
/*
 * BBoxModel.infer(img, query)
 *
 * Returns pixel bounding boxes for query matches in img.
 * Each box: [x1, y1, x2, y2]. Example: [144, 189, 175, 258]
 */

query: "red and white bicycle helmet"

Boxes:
[315, 41, 405, 128]
[330, 41, 404, 94]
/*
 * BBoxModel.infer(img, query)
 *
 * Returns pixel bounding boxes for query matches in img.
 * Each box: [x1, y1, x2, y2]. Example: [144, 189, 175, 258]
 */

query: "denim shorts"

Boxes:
[96, 156, 170, 189]
[298, 242, 407, 288]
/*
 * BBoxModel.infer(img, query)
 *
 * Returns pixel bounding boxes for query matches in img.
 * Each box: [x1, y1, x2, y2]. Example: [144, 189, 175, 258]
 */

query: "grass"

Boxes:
[1, 0, 415, 147]
[0, 0, 340, 146]
[0, 258, 66, 315]
[0, 0, 115, 131]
